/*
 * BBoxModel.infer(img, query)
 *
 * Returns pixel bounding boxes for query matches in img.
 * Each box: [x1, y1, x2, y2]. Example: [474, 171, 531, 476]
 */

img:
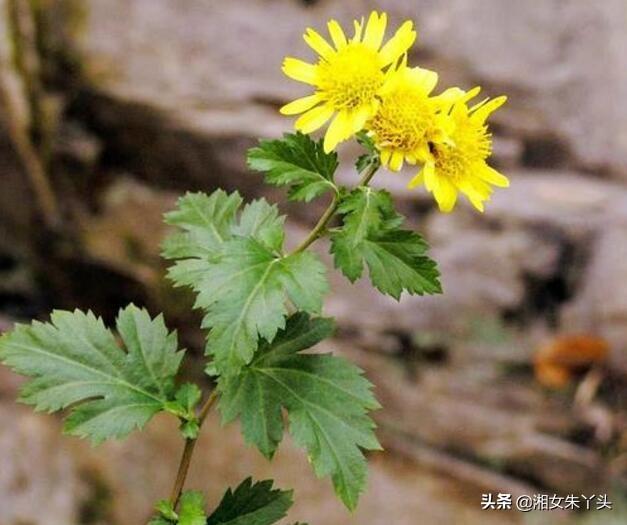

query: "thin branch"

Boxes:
[289, 162, 380, 255]
[168, 389, 219, 508]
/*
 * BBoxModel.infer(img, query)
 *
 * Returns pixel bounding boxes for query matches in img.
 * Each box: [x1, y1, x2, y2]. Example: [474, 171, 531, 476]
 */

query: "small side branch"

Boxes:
[168, 389, 219, 508]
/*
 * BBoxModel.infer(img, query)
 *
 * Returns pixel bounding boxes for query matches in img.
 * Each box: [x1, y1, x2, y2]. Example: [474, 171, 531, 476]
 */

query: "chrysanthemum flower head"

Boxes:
[366, 62, 462, 172]
[280, 12, 416, 153]
[408, 88, 509, 213]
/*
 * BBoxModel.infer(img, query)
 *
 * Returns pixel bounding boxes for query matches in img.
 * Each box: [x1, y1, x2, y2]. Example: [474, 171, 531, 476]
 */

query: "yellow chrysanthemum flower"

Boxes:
[366, 62, 461, 172]
[280, 12, 416, 153]
[409, 88, 509, 213]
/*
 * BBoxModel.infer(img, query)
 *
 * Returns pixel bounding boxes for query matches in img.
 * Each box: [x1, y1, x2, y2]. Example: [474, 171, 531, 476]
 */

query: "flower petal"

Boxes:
[295, 104, 334, 134]
[433, 178, 458, 212]
[280, 94, 322, 115]
[328, 19, 347, 49]
[324, 111, 352, 152]
[422, 160, 437, 191]
[282, 58, 317, 84]
[472, 96, 507, 123]
[378, 21, 416, 66]
[478, 164, 510, 187]
[389, 150, 405, 172]
[407, 171, 424, 189]
[408, 67, 438, 95]
[349, 106, 372, 134]
[352, 18, 364, 42]
[304, 28, 335, 59]
[380, 149, 392, 166]
[363, 11, 387, 50]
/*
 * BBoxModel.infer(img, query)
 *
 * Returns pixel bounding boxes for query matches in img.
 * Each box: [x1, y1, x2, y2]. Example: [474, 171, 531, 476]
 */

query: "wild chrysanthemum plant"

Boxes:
[0, 11, 508, 524]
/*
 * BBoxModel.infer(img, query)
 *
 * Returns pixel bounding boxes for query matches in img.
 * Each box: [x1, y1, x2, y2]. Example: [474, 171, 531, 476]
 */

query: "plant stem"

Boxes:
[289, 162, 379, 255]
[169, 389, 219, 508]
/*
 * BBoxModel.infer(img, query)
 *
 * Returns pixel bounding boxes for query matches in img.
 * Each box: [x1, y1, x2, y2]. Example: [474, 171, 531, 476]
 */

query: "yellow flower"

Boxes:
[366, 63, 461, 172]
[280, 12, 416, 153]
[408, 88, 509, 213]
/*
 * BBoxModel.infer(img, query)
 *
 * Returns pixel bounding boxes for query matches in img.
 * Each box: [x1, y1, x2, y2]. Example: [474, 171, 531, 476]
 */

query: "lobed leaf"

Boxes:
[178, 491, 207, 525]
[218, 313, 381, 510]
[331, 188, 441, 299]
[163, 190, 328, 376]
[247, 132, 338, 202]
[0, 305, 184, 444]
[355, 131, 380, 174]
[206, 478, 293, 525]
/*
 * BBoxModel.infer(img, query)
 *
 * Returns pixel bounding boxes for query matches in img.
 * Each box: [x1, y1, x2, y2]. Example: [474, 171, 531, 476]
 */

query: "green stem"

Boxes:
[169, 389, 219, 508]
[290, 162, 379, 255]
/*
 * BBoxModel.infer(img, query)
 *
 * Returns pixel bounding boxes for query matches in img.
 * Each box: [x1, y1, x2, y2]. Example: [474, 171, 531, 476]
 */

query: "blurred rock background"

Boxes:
[0, 1, 626, 524]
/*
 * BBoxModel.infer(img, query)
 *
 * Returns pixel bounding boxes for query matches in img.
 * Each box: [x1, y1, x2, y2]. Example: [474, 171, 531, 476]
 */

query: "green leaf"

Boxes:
[355, 131, 380, 174]
[331, 188, 441, 299]
[359, 229, 441, 298]
[206, 478, 293, 525]
[219, 314, 381, 510]
[149, 518, 172, 525]
[163, 190, 243, 259]
[247, 132, 338, 202]
[150, 492, 206, 525]
[0, 305, 184, 444]
[175, 383, 202, 414]
[155, 500, 178, 521]
[197, 238, 327, 374]
[178, 491, 207, 525]
[165, 383, 203, 438]
[163, 191, 328, 376]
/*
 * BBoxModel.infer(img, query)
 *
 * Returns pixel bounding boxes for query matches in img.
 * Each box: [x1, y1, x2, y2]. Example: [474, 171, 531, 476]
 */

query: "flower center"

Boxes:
[432, 118, 492, 181]
[368, 89, 436, 153]
[316, 44, 384, 111]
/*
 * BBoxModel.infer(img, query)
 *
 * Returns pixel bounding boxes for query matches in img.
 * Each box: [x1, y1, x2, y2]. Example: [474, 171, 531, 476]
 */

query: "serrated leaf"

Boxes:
[196, 238, 327, 374]
[149, 518, 172, 525]
[247, 132, 338, 202]
[155, 500, 178, 521]
[163, 191, 328, 376]
[336, 187, 401, 243]
[0, 305, 184, 444]
[219, 313, 381, 510]
[206, 478, 293, 525]
[163, 190, 243, 259]
[359, 229, 441, 298]
[355, 131, 380, 174]
[165, 383, 203, 438]
[232, 199, 285, 252]
[178, 491, 207, 525]
[331, 188, 441, 299]
[175, 383, 202, 414]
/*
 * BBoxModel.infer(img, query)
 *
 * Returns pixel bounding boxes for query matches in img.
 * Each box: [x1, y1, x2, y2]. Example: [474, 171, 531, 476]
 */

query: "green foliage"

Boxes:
[219, 313, 381, 510]
[162, 190, 244, 260]
[331, 187, 441, 299]
[247, 132, 338, 202]
[165, 383, 203, 438]
[355, 131, 380, 174]
[178, 492, 207, 525]
[151, 492, 207, 525]
[163, 190, 328, 376]
[206, 478, 293, 525]
[0, 305, 184, 444]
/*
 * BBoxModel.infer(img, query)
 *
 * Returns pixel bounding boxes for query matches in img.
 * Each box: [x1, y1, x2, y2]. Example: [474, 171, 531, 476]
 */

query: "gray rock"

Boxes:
[0, 404, 84, 525]
[64, 0, 627, 178]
